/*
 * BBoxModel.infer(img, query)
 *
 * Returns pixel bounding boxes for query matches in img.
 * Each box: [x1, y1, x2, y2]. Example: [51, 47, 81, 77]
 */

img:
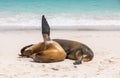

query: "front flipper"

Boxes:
[73, 50, 83, 65]
[20, 44, 33, 57]
[73, 60, 82, 65]
[21, 44, 33, 53]
[73, 55, 83, 65]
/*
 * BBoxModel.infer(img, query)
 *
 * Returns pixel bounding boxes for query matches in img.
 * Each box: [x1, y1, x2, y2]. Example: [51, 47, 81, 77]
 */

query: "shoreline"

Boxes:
[0, 25, 120, 31]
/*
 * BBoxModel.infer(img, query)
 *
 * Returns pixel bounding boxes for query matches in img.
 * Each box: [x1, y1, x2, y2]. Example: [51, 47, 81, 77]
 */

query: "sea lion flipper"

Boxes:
[73, 60, 82, 65]
[73, 56, 83, 65]
[42, 15, 50, 36]
[20, 44, 34, 57]
[42, 15, 51, 42]
[73, 50, 83, 65]
[21, 44, 33, 53]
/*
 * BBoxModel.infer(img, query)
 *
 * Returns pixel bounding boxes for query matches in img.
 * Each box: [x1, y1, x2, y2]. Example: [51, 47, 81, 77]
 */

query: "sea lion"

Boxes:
[20, 15, 66, 63]
[53, 39, 94, 65]
[20, 15, 94, 65]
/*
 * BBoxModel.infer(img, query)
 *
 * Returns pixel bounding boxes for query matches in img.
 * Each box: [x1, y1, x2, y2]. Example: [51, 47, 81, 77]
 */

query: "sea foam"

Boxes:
[0, 13, 120, 30]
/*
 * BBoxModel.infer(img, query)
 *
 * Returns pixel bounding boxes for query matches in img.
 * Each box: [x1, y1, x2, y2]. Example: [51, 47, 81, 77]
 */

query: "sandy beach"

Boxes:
[0, 30, 120, 78]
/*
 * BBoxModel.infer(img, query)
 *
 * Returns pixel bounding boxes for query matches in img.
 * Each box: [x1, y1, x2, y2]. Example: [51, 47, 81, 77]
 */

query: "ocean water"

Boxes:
[0, 0, 120, 30]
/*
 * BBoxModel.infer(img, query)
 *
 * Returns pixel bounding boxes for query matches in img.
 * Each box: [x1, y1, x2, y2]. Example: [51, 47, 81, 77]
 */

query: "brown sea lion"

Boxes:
[31, 40, 66, 63]
[20, 15, 66, 63]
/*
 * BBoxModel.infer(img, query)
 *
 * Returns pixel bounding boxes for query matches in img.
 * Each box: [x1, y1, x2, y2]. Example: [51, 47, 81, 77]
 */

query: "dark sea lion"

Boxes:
[20, 15, 66, 63]
[53, 39, 94, 65]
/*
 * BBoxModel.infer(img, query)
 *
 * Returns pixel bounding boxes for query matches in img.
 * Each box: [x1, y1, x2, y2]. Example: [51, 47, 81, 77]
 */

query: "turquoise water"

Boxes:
[0, 0, 120, 29]
[0, 0, 120, 14]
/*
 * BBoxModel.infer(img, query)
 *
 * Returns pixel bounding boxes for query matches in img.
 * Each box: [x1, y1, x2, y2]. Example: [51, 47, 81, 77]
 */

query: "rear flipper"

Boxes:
[42, 15, 51, 42]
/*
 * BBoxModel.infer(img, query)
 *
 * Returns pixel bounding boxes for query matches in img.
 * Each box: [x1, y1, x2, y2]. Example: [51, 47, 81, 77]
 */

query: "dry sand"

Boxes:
[0, 30, 120, 78]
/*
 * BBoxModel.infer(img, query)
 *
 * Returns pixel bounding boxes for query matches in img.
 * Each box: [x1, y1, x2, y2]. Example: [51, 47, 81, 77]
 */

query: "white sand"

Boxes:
[0, 30, 120, 78]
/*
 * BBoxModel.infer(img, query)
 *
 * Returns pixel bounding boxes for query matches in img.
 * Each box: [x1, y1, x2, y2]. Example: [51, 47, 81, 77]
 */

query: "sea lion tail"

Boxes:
[42, 15, 51, 42]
